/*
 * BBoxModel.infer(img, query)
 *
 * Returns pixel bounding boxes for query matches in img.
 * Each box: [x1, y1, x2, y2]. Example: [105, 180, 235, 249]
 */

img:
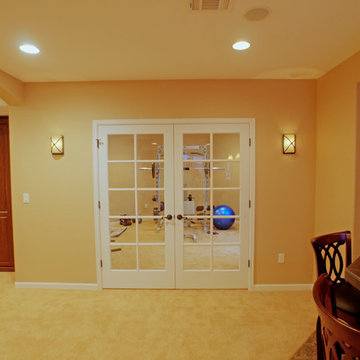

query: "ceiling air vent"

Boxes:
[191, 0, 230, 10]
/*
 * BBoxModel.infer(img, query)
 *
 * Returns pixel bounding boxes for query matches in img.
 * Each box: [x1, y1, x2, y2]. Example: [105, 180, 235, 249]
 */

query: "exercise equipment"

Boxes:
[139, 145, 164, 232]
[183, 145, 225, 235]
[213, 205, 235, 230]
[140, 142, 231, 238]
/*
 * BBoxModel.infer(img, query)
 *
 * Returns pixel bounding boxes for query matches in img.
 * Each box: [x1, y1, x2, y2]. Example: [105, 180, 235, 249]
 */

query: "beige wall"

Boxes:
[315, 51, 360, 257]
[0, 106, 8, 115]
[9, 79, 316, 284]
[0, 70, 24, 105]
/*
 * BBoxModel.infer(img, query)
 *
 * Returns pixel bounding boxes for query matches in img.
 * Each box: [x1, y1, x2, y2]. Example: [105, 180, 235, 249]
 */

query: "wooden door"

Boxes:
[0, 117, 14, 271]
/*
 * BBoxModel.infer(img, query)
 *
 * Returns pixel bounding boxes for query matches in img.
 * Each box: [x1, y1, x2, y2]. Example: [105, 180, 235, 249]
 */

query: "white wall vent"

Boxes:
[191, 0, 230, 10]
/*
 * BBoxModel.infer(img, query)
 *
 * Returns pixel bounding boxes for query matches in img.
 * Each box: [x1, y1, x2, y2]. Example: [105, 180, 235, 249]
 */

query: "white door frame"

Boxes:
[93, 118, 255, 290]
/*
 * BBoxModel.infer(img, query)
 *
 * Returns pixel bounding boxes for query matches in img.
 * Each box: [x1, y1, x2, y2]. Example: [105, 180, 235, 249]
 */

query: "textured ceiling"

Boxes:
[0, 0, 360, 82]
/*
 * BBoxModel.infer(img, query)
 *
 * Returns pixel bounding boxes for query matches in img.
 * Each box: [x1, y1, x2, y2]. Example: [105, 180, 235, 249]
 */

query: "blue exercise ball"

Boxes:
[213, 205, 235, 230]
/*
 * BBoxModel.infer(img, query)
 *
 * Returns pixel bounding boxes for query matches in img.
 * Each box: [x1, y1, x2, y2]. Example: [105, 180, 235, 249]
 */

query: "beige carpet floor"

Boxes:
[289, 332, 316, 360]
[0, 273, 317, 360]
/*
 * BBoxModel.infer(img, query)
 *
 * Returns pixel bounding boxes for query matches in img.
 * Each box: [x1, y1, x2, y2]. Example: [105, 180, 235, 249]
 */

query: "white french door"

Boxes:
[97, 122, 251, 289]
[98, 125, 174, 288]
[174, 124, 250, 288]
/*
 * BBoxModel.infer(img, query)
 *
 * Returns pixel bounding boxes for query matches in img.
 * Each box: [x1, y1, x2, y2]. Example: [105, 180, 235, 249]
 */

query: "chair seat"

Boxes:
[334, 282, 360, 317]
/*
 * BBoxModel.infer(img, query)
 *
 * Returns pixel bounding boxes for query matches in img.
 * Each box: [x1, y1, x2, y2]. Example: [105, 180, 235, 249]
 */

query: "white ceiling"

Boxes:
[1, 0, 360, 82]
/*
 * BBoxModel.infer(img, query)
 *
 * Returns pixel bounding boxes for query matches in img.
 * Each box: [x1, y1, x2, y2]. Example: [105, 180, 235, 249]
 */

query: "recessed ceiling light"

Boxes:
[19, 44, 40, 54]
[244, 8, 270, 21]
[232, 41, 251, 51]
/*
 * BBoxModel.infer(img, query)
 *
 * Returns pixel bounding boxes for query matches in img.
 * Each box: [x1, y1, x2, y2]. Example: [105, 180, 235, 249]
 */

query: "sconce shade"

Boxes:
[283, 134, 296, 154]
[51, 135, 64, 155]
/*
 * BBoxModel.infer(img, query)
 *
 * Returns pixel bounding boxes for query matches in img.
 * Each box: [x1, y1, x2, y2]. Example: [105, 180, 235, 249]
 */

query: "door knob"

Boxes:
[166, 214, 173, 220]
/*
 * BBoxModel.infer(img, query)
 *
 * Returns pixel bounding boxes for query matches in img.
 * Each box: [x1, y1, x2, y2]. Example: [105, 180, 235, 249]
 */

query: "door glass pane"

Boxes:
[213, 190, 240, 216]
[138, 190, 164, 216]
[184, 246, 210, 270]
[183, 218, 211, 244]
[109, 218, 136, 243]
[138, 218, 165, 243]
[108, 135, 134, 160]
[110, 245, 136, 269]
[213, 219, 239, 243]
[108, 162, 134, 188]
[137, 162, 164, 188]
[213, 161, 240, 188]
[213, 246, 240, 270]
[183, 161, 210, 188]
[213, 133, 240, 160]
[183, 134, 210, 149]
[109, 191, 135, 216]
[139, 245, 165, 269]
[137, 135, 163, 160]
[183, 190, 210, 216]
[183, 135, 210, 166]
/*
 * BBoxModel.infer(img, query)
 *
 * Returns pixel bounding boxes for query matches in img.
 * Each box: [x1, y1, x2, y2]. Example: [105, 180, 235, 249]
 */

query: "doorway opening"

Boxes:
[94, 119, 255, 289]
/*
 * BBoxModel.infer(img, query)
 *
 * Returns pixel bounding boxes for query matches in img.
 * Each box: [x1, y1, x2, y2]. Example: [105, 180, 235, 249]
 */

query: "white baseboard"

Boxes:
[14, 282, 312, 291]
[251, 283, 313, 291]
[15, 282, 100, 290]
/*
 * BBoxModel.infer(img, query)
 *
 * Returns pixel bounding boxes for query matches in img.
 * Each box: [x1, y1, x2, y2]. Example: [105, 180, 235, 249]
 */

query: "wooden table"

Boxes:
[345, 256, 360, 291]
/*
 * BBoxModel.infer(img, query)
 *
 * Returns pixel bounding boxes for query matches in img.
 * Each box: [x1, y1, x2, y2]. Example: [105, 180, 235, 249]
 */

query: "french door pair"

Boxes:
[98, 123, 251, 288]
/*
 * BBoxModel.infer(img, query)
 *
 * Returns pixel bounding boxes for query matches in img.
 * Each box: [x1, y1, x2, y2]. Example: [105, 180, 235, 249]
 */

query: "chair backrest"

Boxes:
[313, 274, 360, 359]
[311, 231, 351, 283]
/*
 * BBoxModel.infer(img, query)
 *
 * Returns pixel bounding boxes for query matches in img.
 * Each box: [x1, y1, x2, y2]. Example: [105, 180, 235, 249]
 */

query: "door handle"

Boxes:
[166, 214, 172, 220]
[177, 214, 188, 220]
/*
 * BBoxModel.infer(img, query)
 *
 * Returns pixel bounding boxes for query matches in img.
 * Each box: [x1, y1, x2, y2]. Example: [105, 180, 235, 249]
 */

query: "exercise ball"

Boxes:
[213, 205, 235, 230]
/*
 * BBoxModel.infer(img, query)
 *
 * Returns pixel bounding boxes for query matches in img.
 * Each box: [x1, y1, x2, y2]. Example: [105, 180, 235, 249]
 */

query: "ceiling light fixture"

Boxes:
[232, 41, 250, 51]
[19, 44, 40, 54]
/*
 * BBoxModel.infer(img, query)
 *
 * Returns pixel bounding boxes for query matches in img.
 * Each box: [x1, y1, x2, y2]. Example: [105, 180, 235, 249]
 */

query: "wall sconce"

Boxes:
[50, 135, 64, 155]
[283, 134, 296, 154]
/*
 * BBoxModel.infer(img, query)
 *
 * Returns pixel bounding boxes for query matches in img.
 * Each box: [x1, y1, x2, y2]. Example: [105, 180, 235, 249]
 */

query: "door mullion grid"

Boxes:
[210, 132, 213, 271]
[134, 134, 139, 271]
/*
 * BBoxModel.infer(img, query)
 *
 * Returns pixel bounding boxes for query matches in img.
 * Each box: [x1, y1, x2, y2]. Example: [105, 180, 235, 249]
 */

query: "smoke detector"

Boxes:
[190, 0, 231, 10]
[244, 8, 270, 21]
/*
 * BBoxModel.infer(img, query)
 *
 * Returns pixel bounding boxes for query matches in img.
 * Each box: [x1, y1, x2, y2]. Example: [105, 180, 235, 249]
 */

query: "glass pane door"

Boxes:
[99, 125, 174, 288]
[174, 124, 250, 288]
[98, 122, 251, 289]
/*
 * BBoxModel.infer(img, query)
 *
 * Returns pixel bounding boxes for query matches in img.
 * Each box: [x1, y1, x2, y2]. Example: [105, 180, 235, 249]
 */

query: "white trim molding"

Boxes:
[15, 282, 100, 290]
[251, 284, 313, 291]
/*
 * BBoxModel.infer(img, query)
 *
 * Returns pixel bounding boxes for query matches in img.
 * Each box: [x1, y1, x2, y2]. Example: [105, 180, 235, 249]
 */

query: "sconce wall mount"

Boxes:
[283, 134, 296, 154]
[51, 135, 64, 155]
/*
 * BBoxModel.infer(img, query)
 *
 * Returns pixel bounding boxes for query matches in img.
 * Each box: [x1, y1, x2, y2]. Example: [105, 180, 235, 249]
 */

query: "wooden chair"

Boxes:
[313, 274, 360, 359]
[311, 231, 360, 324]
